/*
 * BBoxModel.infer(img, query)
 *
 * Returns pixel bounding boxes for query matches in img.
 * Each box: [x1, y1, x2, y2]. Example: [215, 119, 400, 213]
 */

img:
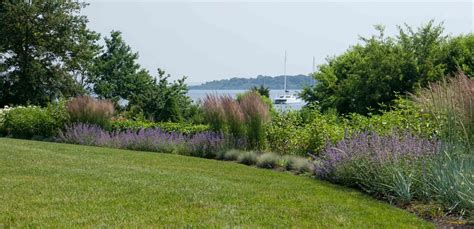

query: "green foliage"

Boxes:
[136, 69, 194, 122]
[219, 149, 243, 161]
[0, 0, 100, 106]
[346, 98, 439, 138]
[302, 21, 473, 115]
[91, 31, 152, 106]
[111, 119, 210, 135]
[266, 110, 345, 156]
[250, 85, 270, 98]
[3, 103, 69, 139]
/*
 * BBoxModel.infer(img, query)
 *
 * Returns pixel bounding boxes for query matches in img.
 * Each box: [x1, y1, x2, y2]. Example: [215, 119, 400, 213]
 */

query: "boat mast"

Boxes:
[284, 51, 287, 93]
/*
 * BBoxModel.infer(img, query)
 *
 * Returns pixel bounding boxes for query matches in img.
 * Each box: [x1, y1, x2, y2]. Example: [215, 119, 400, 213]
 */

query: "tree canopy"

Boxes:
[0, 0, 100, 106]
[301, 21, 473, 115]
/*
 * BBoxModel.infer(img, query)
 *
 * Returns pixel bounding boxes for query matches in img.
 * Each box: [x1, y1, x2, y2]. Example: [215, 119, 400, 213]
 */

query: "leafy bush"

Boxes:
[256, 153, 280, 169]
[3, 102, 69, 139]
[110, 119, 210, 135]
[346, 98, 439, 139]
[66, 96, 114, 129]
[266, 110, 345, 156]
[237, 151, 259, 165]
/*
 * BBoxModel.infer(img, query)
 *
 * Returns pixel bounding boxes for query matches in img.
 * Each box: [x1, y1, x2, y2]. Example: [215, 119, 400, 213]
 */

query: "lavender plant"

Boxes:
[58, 123, 227, 157]
[315, 131, 440, 204]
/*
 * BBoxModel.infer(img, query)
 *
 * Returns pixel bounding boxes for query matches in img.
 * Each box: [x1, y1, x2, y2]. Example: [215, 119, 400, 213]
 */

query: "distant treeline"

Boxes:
[189, 75, 314, 90]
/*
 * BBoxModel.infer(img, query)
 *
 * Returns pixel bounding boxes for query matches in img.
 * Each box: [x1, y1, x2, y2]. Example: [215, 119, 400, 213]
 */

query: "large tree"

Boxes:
[0, 0, 100, 106]
[91, 31, 153, 105]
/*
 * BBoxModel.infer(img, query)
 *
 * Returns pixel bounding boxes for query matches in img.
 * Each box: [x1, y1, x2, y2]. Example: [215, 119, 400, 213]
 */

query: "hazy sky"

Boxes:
[83, 1, 473, 83]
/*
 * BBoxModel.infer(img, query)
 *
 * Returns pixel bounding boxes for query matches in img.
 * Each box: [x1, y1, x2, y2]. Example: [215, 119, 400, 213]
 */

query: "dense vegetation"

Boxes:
[189, 75, 313, 90]
[1, 0, 473, 226]
[302, 22, 474, 115]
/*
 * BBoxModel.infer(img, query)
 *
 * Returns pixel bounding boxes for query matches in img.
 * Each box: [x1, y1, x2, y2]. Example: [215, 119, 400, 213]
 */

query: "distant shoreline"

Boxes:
[189, 75, 314, 90]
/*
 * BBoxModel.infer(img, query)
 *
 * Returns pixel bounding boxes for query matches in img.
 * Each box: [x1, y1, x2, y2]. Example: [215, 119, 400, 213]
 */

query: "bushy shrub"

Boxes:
[219, 149, 243, 161]
[237, 151, 258, 165]
[111, 119, 210, 135]
[256, 152, 280, 169]
[0, 106, 11, 136]
[281, 156, 314, 174]
[3, 102, 69, 139]
[66, 96, 114, 129]
[239, 91, 270, 150]
[266, 110, 345, 156]
[184, 132, 227, 158]
[412, 72, 474, 147]
[315, 132, 440, 205]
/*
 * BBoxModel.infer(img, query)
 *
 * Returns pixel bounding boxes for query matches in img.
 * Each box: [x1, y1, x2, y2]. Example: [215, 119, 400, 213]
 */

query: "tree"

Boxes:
[136, 69, 192, 122]
[91, 31, 153, 105]
[0, 0, 100, 106]
[251, 85, 270, 98]
[302, 21, 471, 115]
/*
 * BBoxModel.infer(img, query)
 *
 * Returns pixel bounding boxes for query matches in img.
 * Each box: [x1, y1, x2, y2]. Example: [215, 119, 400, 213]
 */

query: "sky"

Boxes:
[83, 1, 473, 84]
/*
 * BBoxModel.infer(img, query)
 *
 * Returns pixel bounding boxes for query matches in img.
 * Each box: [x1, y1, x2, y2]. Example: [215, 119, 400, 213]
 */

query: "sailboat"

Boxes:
[273, 51, 303, 104]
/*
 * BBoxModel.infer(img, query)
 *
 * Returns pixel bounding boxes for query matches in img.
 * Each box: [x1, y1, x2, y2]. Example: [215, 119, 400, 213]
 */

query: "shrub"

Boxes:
[0, 106, 12, 136]
[266, 110, 345, 156]
[58, 123, 226, 156]
[315, 132, 440, 205]
[3, 102, 69, 139]
[202, 94, 226, 132]
[412, 72, 474, 148]
[66, 96, 114, 129]
[281, 156, 313, 174]
[237, 151, 258, 165]
[220, 149, 243, 161]
[111, 119, 210, 135]
[239, 91, 270, 150]
[184, 132, 227, 158]
[256, 153, 280, 169]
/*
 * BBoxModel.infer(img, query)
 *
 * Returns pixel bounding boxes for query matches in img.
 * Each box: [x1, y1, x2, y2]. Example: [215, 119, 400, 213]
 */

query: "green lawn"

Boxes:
[0, 138, 432, 228]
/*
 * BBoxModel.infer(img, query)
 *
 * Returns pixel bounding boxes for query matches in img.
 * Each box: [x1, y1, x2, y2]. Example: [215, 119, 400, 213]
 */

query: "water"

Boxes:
[187, 90, 305, 110]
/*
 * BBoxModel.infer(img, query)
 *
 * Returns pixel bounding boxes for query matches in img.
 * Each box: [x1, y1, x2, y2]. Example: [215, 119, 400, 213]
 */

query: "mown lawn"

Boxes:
[0, 138, 432, 228]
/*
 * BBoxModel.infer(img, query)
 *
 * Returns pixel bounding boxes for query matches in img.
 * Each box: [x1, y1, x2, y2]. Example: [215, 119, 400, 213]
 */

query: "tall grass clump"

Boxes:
[66, 96, 114, 129]
[239, 91, 270, 150]
[202, 94, 226, 132]
[221, 95, 246, 140]
[413, 72, 474, 148]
